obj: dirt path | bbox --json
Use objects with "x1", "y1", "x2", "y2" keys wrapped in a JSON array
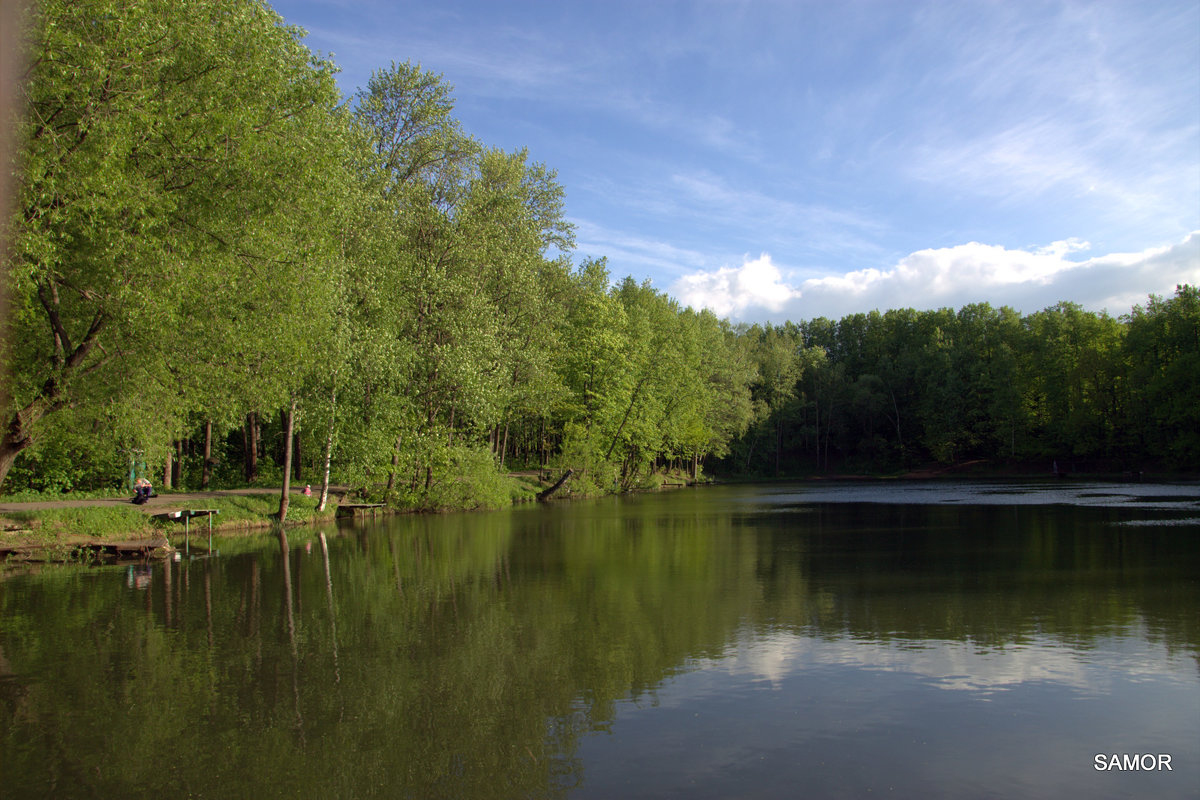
[{"x1": 0, "y1": 487, "x2": 347, "y2": 514}]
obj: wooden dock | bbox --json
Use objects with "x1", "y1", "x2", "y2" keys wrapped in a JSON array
[
  {"x1": 336, "y1": 502, "x2": 385, "y2": 519},
  {"x1": 86, "y1": 539, "x2": 174, "y2": 559},
  {"x1": 0, "y1": 538, "x2": 172, "y2": 562},
  {"x1": 153, "y1": 509, "x2": 219, "y2": 555}
]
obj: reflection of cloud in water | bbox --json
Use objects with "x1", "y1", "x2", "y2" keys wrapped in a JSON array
[{"x1": 691, "y1": 625, "x2": 1194, "y2": 696}]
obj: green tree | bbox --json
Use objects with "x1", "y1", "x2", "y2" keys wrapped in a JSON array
[
  {"x1": 1123, "y1": 285, "x2": 1200, "y2": 467},
  {"x1": 4, "y1": 0, "x2": 348, "y2": 490}
]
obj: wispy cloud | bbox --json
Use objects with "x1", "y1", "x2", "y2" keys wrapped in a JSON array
[
  {"x1": 573, "y1": 219, "x2": 715, "y2": 280},
  {"x1": 664, "y1": 171, "x2": 891, "y2": 260},
  {"x1": 894, "y1": 1, "x2": 1200, "y2": 228},
  {"x1": 277, "y1": 0, "x2": 1200, "y2": 315},
  {"x1": 302, "y1": 23, "x2": 585, "y2": 98}
]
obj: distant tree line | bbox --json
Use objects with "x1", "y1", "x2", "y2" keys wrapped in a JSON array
[
  {"x1": 720, "y1": 288, "x2": 1199, "y2": 477},
  {"x1": 4, "y1": 0, "x2": 1196, "y2": 513}
]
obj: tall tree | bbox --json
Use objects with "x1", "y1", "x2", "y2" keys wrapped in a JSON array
[{"x1": 4, "y1": 0, "x2": 347, "y2": 487}]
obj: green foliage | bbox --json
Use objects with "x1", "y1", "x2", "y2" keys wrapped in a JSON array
[
  {"x1": 718, "y1": 288, "x2": 1200, "y2": 476},
  {"x1": 397, "y1": 446, "x2": 529, "y2": 512},
  {"x1": 0, "y1": 506, "x2": 154, "y2": 540},
  {"x1": 165, "y1": 492, "x2": 335, "y2": 528},
  {"x1": 6, "y1": 0, "x2": 1194, "y2": 506},
  {"x1": 1123, "y1": 285, "x2": 1200, "y2": 467}
]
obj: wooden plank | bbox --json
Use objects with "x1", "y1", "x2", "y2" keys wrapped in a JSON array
[{"x1": 336, "y1": 503, "x2": 385, "y2": 519}]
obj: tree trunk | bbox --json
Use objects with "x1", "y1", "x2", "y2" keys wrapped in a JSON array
[
  {"x1": 244, "y1": 412, "x2": 259, "y2": 483},
  {"x1": 537, "y1": 469, "x2": 573, "y2": 501},
  {"x1": 540, "y1": 417, "x2": 547, "y2": 469},
  {"x1": 499, "y1": 420, "x2": 510, "y2": 470},
  {"x1": 0, "y1": 401, "x2": 45, "y2": 489},
  {"x1": 889, "y1": 388, "x2": 904, "y2": 451},
  {"x1": 201, "y1": 419, "x2": 213, "y2": 489},
  {"x1": 292, "y1": 429, "x2": 302, "y2": 482},
  {"x1": 172, "y1": 439, "x2": 183, "y2": 488},
  {"x1": 0, "y1": 443, "x2": 22, "y2": 491},
  {"x1": 0, "y1": 295, "x2": 108, "y2": 489},
  {"x1": 605, "y1": 377, "x2": 648, "y2": 461},
  {"x1": 813, "y1": 397, "x2": 821, "y2": 471},
  {"x1": 775, "y1": 420, "x2": 783, "y2": 477},
  {"x1": 278, "y1": 398, "x2": 296, "y2": 523},
  {"x1": 823, "y1": 395, "x2": 836, "y2": 471},
  {"x1": 385, "y1": 433, "x2": 401, "y2": 493},
  {"x1": 277, "y1": 407, "x2": 288, "y2": 465},
  {"x1": 162, "y1": 448, "x2": 173, "y2": 490},
  {"x1": 318, "y1": 388, "x2": 335, "y2": 512},
  {"x1": 242, "y1": 419, "x2": 251, "y2": 481}
]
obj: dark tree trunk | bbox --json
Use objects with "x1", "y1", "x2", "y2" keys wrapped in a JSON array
[
  {"x1": 605, "y1": 378, "x2": 647, "y2": 461},
  {"x1": 278, "y1": 398, "x2": 296, "y2": 522},
  {"x1": 0, "y1": 444, "x2": 21, "y2": 491},
  {"x1": 244, "y1": 412, "x2": 259, "y2": 483},
  {"x1": 292, "y1": 430, "x2": 302, "y2": 482},
  {"x1": 201, "y1": 419, "x2": 213, "y2": 489},
  {"x1": 499, "y1": 420, "x2": 510, "y2": 470},
  {"x1": 537, "y1": 469, "x2": 573, "y2": 502},
  {"x1": 775, "y1": 420, "x2": 783, "y2": 477},
  {"x1": 242, "y1": 421, "x2": 251, "y2": 481},
  {"x1": 0, "y1": 293, "x2": 108, "y2": 489},
  {"x1": 0, "y1": 402, "x2": 44, "y2": 490},
  {"x1": 386, "y1": 433, "x2": 401, "y2": 493}
]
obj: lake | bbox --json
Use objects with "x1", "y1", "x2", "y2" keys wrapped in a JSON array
[{"x1": 1, "y1": 481, "x2": 1197, "y2": 798}]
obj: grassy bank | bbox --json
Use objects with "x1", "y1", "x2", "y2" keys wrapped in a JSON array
[
  {"x1": 0, "y1": 492, "x2": 341, "y2": 561},
  {"x1": 1, "y1": 468, "x2": 706, "y2": 562}
]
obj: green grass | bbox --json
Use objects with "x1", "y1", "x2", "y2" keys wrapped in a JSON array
[
  {"x1": 172, "y1": 493, "x2": 338, "y2": 528},
  {"x1": 1, "y1": 493, "x2": 338, "y2": 558},
  {"x1": 0, "y1": 487, "x2": 133, "y2": 503},
  {"x1": 509, "y1": 474, "x2": 543, "y2": 503},
  {"x1": 0, "y1": 505, "x2": 156, "y2": 540}
]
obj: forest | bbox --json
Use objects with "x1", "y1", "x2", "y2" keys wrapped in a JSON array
[{"x1": 3, "y1": 0, "x2": 1198, "y2": 516}]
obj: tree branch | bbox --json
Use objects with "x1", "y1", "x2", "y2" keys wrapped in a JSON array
[{"x1": 36, "y1": 281, "x2": 70, "y2": 367}]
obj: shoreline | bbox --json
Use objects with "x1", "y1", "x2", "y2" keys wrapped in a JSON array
[
  {"x1": 5, "y1": 467, "x2": 1196, "y2": 564},
  {"x1": 0, "y1": 488, "x2": 347, "y2": 563}
]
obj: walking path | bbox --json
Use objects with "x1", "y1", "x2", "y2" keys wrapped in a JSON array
[{"x1": 0, "y1": 487, "x2": 344, "y2": 514}]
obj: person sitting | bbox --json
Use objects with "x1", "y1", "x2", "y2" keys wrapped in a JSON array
[
  {"x1": 132, "y1": 477, "x2": 153, "y2": 504},
  {"x1": 303, "y1": 484, "x2": 312, "y2": 496}
]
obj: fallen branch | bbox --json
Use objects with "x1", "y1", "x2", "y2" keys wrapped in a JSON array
[{"x1": 537, "y1": 469, "x2": 573, "y2": 502}]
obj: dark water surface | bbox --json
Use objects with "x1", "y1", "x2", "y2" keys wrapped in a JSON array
[{"x1": 2, "y1": 481, "x2": 1197, "y2": 798}]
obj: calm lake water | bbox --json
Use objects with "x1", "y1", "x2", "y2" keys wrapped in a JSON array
[{"x1": 2, "y1": 481, "x2": 1198, "y2": 798}]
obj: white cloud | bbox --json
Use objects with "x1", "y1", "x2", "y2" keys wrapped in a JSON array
[
  {"x1": 670, "y1": 233, "x2": 1200, "y2": 322},
  {"x1": 695, "y1": 627, "x2": 1195, "y2": 696},
  {"x1": 673, "y1": 254, "x2": 798, "y2": 318},
  {"x1": 1034, "y1": 238, "x2": 1090, "y2": 258}
]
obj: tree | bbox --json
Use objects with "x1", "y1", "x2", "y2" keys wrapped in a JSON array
[
  {"x1": 1123, "y1": 285, "x2": 1200, "y2": 467},
  {"x1": 4, "y1": 0, "x2": 348, "y2": 488}
]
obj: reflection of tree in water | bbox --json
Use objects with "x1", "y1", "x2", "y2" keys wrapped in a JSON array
[
  {"x1": 0, "y1": 497, "x2": 1196, "y2": 798},
  {"x1": 751, "y1": 503, "x2": 1200, "y2": 652}
]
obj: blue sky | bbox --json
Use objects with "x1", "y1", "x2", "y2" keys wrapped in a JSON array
[{"x1": 270, "y1": 0, "x2": 1200, "y2": 322}]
